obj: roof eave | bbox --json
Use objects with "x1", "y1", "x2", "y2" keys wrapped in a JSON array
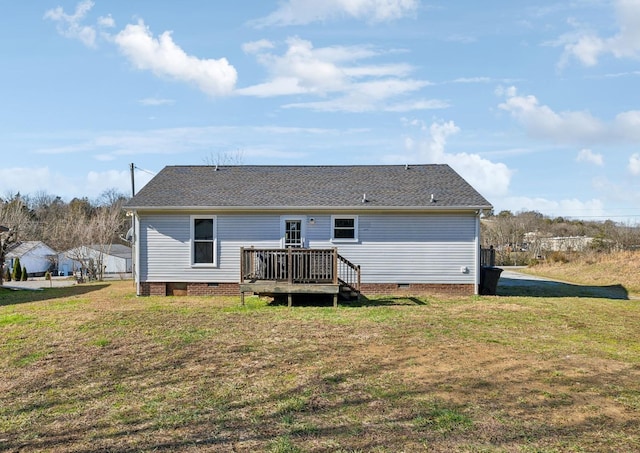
[{"x1": 125, "y1": 204, "x2": 492, "y2": 213}]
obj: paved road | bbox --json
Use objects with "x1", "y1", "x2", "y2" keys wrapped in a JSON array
[{"x1": 499, "y1": 267, "x2": 565, "y2": 285}]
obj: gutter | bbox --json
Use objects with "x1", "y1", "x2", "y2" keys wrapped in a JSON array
[{"x1": 124, "y1": 205, "x2": 493, "y2": 213}]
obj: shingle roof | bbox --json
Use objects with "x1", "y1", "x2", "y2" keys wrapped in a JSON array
[
  {"x1": 6, "y1": 241, "x2": 56, "y2": 257},
  {"x1": 125, "y1": 165, "x2": 492, "y2": 210},
  {"x1": 85, "y1": 244, "x2": 132, "y2": 259}
]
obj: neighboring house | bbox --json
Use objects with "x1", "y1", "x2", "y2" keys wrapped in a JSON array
[
  {"x1": 124, "y1": 165, "x2": 492, "y2": 299},
  {"x1": 4, "y1": 241, "x2": 56, "y2": 277},
  {"x1": 58, "y1": 244, "x2": 132, "y2": 276},
  {"x1": 523, "y1": 232, "x2": 595, "y2": 253}
]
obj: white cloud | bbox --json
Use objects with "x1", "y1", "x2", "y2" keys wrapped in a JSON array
[
  {"x1": 238, "y1": 36, "x2": 440, "y2": 112},
  {"x1": 498, "y1": 87, "x2": 605, "y2": 144},
  {"x1": 498, "y1": 86, "x2": 640, "y2": 144},
  {"x1": 44, "y1": 0, "x2": 97, "y2": 48},
  {"x1": 385, "y1": 120, "x2": 513, "y2": 198},
  {"x1": 250, "y1": 0, "x2": 419, "y2": 27},
  {"x1": 45, "y1": 3, "x2": 237, "y2": 97},
  {"x1": 97, "y1": 14, "x2": 115, "y2": 28},
  {"x1": 138, "y1": 97, "x2": 175, "y2": 106},
  {"x1": 0, "y1": 166, "x2": 154, "y2": 201},
  {"x1": 499, "y1": 196, "x2": 605, "y2": 219},
  {"x1": 558, "y1": 0, "x2": 640, "y2": 67},
  {"x1": 34, "y1": 125, "x2": 358, "y2": 162},
  {"x1": 629, "y1": 153, "x2": 640, "y2": 175},
  {"x1": 113, "y1": 20, "x2": 237, "y2": 96},
  {"x1": 576, "y1": 148, "x2": 603, "y2": 166},
  {"x1": 242, "y1": 39, "x2": 275, "y2": 54}
]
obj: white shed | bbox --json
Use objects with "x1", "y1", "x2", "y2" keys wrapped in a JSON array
[
  {"x1": 58, "y1": 244, "x2": 132, "y2": 276},
  {"x1": 4, "y1": 241, "x2": 57, "y2": 277}
]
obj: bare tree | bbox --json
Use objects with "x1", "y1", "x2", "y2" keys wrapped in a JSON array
[
  {"x1": 203, "y1": 150, "x2": 244, "y2": 167},
  {"x1": 0, "y1": 193, "x2": 33, "y2": 241},
  {"x1": 0, "y1": 227, "x2": 16, "y2": 286},
  {"x1": 89, "y1": 202, "x2": 126, "y2": 280}
]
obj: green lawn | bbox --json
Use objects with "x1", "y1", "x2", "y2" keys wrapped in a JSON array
[{"x1": 1, "y1": 281, "x2": 639, "y2": 452}]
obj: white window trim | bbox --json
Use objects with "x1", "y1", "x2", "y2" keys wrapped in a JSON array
[
  {"x1": 190, "y1": 215, "x2": 217, "y2": 267},
  {"x1": 280, "y1": 216, "x2": 306, "y2": 248},
  {"x1": 331, "y1": 215, "x2": 359, "y2": 243}
]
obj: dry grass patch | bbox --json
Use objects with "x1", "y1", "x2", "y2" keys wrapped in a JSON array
[
  {"x1": 524, "y1": 250, "x2": 640, "y2": 295},
  {"x1": 1, "y1": 281, "x2": 639, "y2": 452}
]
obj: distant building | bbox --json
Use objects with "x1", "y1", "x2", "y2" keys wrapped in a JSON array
[
  {"x1": 4, "y1": 241, "x2": 56, "y2": 277},
  {"x1": 524, "y1": 232, "x2": 594, "y2": 252},
  {"x1": 58, "y1": 244, "x2": 132, "y2": 276}
]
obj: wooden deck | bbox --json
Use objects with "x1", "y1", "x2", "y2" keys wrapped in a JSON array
[{"x1": 240, "y1": 247, "x2": 360, "y2": 307}]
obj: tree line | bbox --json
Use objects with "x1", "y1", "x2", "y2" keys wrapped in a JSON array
[
  {"x1": 0, "y1": 189, "x2": 129, "y2": 282},
  {"x1": 481, "y1": 210, "x2": 640, "y2": 265}
]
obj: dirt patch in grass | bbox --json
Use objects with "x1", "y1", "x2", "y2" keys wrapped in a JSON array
[{"x1": 1, "y1": 281, "x2": 639, "y2": 452}]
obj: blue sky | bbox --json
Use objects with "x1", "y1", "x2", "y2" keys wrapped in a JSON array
[{"x1": 2, "y1": 1, "x2": 640, "y2": 222}]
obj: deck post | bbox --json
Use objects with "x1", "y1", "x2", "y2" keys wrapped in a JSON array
[
  {"x1": 288, "y1": 293, "x2": 293, "y2": 307},
  {"x1": 332, "y1": 248, "x2": 338, "y2": 284},
  {"x1": 240, "y1": 247, "x2": 245, "y2": 305},
  {"x1": 287, "y1": 247, "x2": 293, "y2": 285}
]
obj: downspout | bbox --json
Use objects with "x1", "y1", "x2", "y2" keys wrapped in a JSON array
[
  {"x1": 135, "y1": 212, "x2": 140, "y2": 296},
  {"x1": 128, "y1": 210, "x2": 139, "y2": 296},
  {"x1": 474, "y1": 210, "x2": 481, "y2": 295}
]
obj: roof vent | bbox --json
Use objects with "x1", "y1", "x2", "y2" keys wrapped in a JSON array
[
  {"x1": 405, "y1": 164, "x2": 409, "y2": 170},
  {"x1": 362, "y1": 193, "x2": 368, "y2": 203},
  {"x1": 430, "y1": 193, "x2": 436, "y2": 203}
]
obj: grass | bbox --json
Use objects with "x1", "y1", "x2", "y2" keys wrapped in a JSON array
[{"x1": 0, "y1": 275, "x2": 639, "y2": 452}]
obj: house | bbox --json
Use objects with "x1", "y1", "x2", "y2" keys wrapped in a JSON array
[
  {"x1": 4, "y1": 241, "x2": 56, "y2": 277},
  {"x1": 124, "y1": 165, "x2": 492, "y2": 301},
  {"x1": 58, "y1": 244, "x2": 132, "y2": 276}
]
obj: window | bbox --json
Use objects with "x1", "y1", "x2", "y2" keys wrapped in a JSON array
[
  {"x1": 192, "y1": 216, "x2": 216, "y2": 266},
  {"x1": 331, "y1": 216, "x2": 358, "y2": 242}
]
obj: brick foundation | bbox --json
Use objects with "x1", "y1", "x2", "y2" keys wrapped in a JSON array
[
  {"x1": 139, "y1": 282, "x2": 240, "y2": 297},
  {"x1": 139, "y1": 282, "x2": 474, "y2": 297},
  {"x1": 359, "y1": 283, "x2": 475, "y2": 297}
]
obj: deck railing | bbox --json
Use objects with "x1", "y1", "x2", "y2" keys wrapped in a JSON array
[{"x1": 240, "y1": 247, "x2": 360, "y2": 292}]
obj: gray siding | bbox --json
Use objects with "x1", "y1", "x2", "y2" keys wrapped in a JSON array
[
  {"x1": 138, "y1": 212, "x2": 478, "y2": 284},
  {"x1": 308, "y1": 213, "x2": 477, "y2": 284}
]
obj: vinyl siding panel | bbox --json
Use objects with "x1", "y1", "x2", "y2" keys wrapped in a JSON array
[
  {"x1": 310, "y1": 213, "x2": 478, "y2": 284},
  {"x1": 138, "y1": 212, "x2": 479, "y2": 284},
  {"x1": 140, "y1": 214, "x2": 282, "y2": 283}
]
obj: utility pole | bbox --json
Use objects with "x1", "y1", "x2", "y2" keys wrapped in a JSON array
[{"x1": 130, "y1": 163, "x2": 135, "y2": 197}]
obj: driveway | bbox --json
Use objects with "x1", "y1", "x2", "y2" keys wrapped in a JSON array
[
  {"x1": 496, "y1": 267, "x2": 631, "y2": 300},
  {"x1": 1, "y1": 276, "x2": 78, "y2": 291}
]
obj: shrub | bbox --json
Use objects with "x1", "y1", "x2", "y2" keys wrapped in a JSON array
[
  {"x1": 12, "y1": 258, "x2": 22, "y2": 281},
  {"x1": 5, "y1": 266, "x2": 11, "y2": 282},
  {"x1": 548, "y1": 251, "x2": 569, "y2": 264},
  {"x1": 21, "y1": 266, "x2": 28, "y2": 281},
  {"x1": 45, "y1": 271, "x2": 51, "y2": 280}
]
